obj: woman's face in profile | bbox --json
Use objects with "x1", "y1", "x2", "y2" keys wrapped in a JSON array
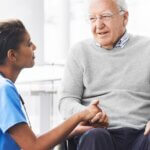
[{"x1": 13, "y1": 31, "x2": 36, "y2": 69}]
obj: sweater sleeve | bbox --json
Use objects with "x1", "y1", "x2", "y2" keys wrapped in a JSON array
[{"x1": 59, "y1": 45, "x2": 86, "y2": 119}]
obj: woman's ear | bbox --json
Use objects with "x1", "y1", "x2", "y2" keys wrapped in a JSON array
[{"x1": 7, "y1": 49, "x2": 17, "y2": 62}]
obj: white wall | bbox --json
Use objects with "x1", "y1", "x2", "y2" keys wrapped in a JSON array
[
  {"x1": 0, "y1": 0, "x2": 44, "y2": 64},
  {"x1": 127, "y1": 0, "x2": 150, "y2": 36}
]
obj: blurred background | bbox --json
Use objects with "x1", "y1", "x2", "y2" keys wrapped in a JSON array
[{"x1": 0, "y1": 0, "x2": 150, "y2": 149}]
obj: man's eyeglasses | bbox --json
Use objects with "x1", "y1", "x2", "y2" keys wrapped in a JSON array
[{"x1": 88, "y1": 10, "x2": 125, "y2": 23}]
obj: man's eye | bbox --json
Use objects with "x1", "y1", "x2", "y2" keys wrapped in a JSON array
[
  {"x1": 102, "y1": 15, "x2": 111, "y2": 18},
  {"x1": 90, "y1": 17, "x2": 96, "y2": 20},
  {"x1": 89, "y1": 17, "x2": 97, "y2": 22}
]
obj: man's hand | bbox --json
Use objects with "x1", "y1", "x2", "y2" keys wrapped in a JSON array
[
  {"x1": 83, "y1": 100, "x2": 102, "y2": 121},
  {"x1": 82, "y1": 100, "x2": 109, "y2": 128},
  {"x1": 68, "y1": 112, "x2": 108, "y2": 138},
  {"x1": 89, "y1": 109, "x2": 109, "y2": 128},
  {"x1": 144, "y1": 121, "x2": 150, "y2": 135},
  {"x1": 68, "y1": 100, "x2": 109, "y2": 138}
]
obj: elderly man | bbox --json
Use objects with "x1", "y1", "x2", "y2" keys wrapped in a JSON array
[{"x1": 59, "y1": 0, "x2": 150, "y2": 149}]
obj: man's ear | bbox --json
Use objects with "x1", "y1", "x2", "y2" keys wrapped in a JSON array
[
  {"x1": 7, "y1": 49, "x2": 17, "y2": 62},
  {"x1": 123, "y1": 11, "x2": 129, "y2": 27}
]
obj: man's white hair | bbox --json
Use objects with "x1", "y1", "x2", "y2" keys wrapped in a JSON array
[
  {"x1": 114, "y1": 0, "x2": 128, "y2": 11},
  {"x1": 86, "y1": 0, "x2": 128, "y2": 11}
]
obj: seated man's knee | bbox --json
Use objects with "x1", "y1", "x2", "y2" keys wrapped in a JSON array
[
  {"x1": 81, "y1": 128, "x2": 110, "y2": 141},
  {"x1": 77, "y1": 128, "x2": 114, "y2": 150}
]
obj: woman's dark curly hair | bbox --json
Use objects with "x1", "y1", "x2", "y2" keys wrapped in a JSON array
[{"x1": 0, "y1": 19, "x2": 26, "y2": 65}]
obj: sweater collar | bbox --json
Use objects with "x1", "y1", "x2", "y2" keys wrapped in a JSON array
[{"x1": 96, "y1": 31, "x2": 129, "y2": 49}]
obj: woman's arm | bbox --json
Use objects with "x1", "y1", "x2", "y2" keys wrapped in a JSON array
[{"x1": 9, "y1": 100, "x2": 100, "y2": 150}]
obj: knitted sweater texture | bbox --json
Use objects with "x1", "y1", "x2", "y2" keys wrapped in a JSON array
[{"x1": 59, "y1": 34, "x2": 150, "y2": 129}]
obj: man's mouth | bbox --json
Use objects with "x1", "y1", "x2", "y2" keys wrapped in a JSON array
[{"x1": 97, "y1": 31, "x2": 108, "y2": 35}]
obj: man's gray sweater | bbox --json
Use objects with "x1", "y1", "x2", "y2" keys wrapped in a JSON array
[{"x1": 59, "y1": 34, "x2": 150, "y2": 129}]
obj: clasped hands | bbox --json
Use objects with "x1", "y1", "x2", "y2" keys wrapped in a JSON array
[
  {"x1": 69, "y1": 100, "x2": 150, "y2": 138},
  {"x1": 69, "y1": 100, "x2": 109, "y2": 138},
  {"x1": 85, "y1": 100, "x2": 108, "y2": 128}
]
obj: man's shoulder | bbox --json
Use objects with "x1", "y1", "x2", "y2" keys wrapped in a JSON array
[
  {"x1": 70, "y1": 38, "x2": 94, "y2": 55},
  {"x1": 129, "y1": 34, "x2": 150, "y2": 43},
  {"x1": 71, "y1": 38, "x2": 94, "y2": 49},
  {"x1": 67, "y1": 39, "x2": 94, "y2": 61}
]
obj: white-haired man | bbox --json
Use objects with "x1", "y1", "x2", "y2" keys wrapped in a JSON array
[{"x1": 59, "y1": 0, "x2": 150, "y2": 149}]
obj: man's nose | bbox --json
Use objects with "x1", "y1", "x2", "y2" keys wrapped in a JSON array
[{"x1": 95, "y1": 18, "x2": 105, "y2": 29}]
